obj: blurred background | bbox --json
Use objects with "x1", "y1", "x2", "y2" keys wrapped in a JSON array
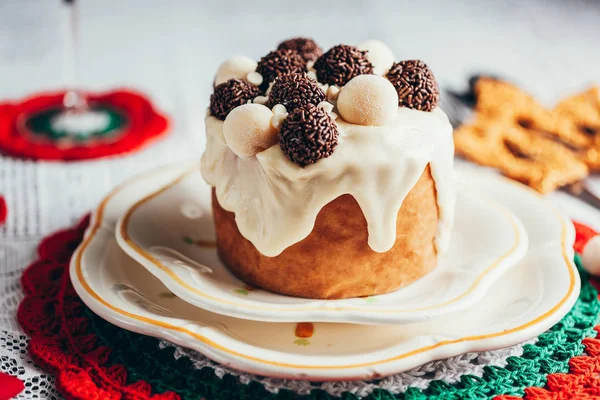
[
  {"x1": 2, "y1": 0, "x2": 600, "y2": 125},
  {"x1": 0, "y1": 0, "x2": 600, "y2": 232}
]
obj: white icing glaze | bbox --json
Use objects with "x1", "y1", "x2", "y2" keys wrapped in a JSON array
[{"x1": 201, "y1": 107, "x2": 454, "y2": 257}]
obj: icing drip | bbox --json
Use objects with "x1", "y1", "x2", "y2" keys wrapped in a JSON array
[{"x1": 201, "y1": 107, "x2": 454, "y2": 257}]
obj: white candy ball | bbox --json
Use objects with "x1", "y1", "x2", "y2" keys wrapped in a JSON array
[
  {"x1": 337, "y1": 75, "x2": 398, "y2": 126},
  {"x1": 223, "y1": 104, "x2": 278, "y2": 158},
  {"x1": 214, "y1": 56, "x2": 257, "y2": 86},
  {"x1": 582, "y1": 235, "x2": 600, "y2": 276},
  {"x1": 357, "y1": 40, "x2": 395, "y2": 75}
]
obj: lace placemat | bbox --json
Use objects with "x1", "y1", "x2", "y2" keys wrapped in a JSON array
[{"x1": 0, "y1": 120, "x2": 202, "y2": 398}]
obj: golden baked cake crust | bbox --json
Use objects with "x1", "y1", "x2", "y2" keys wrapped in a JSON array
[{"x1": 212, "y1": 165, "x2": 438, "y2": 299}]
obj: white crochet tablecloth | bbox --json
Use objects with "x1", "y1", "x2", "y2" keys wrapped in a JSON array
[{"x1": 2, "y1": 0, "x2": 600, "y2": 398}]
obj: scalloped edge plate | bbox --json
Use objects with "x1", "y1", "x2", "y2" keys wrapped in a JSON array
[
  {"x1": 114, "y1": 165, "x2": 528, "y2": 324},
  {"x1": 70, "y1": 161, "x2": 579, "y2": 381}
]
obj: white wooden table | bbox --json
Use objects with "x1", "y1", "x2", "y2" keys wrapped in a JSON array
[{"x1": 1, "y1": 1, "x2": 600, "y2": 398}]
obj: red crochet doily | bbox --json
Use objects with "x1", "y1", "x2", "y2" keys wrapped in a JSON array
[
  {"x1": 0, "y1": 195, "x2": 6, "y2": 225},
  {"x1": 17, "y1": 215, "x2": 178, "y2": 400},
  {"x1": 13, "y1": 218, "x2": 600, "y2": 400},
  {"x1": 0, "y1": 90, "x2": 169, "y2": 161},
  {"x1": 574, "y1": 220, "x2": 597, "y2": 254},
  {"x1": 0, "y1": 371, "x2": 25, "y2": 400}
]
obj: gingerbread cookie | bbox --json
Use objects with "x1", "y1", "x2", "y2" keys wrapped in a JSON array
[
  {"x1": 454, "y1": 116, "x2": 588, "y2": 193},
  {"x1": 553, "y1": 86, "x2": 600, "y2": 170},
  {"x1": 455, "y1": 78, "x2": 599, "y2": 192},
  {"x1": 474, "y1": 78, "x2": 540, "y2": 117}
]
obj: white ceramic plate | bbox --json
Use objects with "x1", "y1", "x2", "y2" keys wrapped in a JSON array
[
  {"x1": 71, "y1": 161, "x2": 579, "y2": 381},
  {"x1": 115, "y1": 165, "x2": 528, "y2": 324}
]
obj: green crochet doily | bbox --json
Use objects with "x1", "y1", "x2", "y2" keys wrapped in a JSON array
[{"x1": 83, "y1": 256, "x2": 600, "y2": 400}]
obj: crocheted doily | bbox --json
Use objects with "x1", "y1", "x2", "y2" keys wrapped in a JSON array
[
  {"x1": 0, "y1": 195, "x2": 6, "y2": 225},
  {"x1": 0, "y1": 90, "x2": 168, "y2": 161},
  {"x1": 8, "y1": 217, "x2": 600, "y2": 399}
]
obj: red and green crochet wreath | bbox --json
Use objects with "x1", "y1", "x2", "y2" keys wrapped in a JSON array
[
  {"x1": 14, "y1": 216, "x2": 600, "y2": 399},
  {"x1": 0, "y1": 90, "x2": 169, "y2": 161}
]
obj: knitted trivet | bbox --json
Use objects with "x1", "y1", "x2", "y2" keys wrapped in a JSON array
[
  {"x1": 0, "y1": 195, "x2": 6, "y2": 226},
  {"x1": 16, "y1": 216, "x2": 600, "y2": 400},
  {"x1": 0, "y1": 371, "x2": 24, "y2": 399},
  {"x1": 0, "y1": 90, "x2": 169, "y2": 161}
]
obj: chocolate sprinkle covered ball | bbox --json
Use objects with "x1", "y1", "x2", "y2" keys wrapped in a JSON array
[
  {"x1": 280, "y1": 105, "x2": 339, "y2": 167},
  {"x1": 210, "y1": 79, "x2": 261, "y2": 120},
  {"x1": 385, "y1": 60, "x2": 439, "y2": 111},
  {"x1": 277, "y1": 37, "x2": 323, "y2": 62},
  {"x1": 256, "y1": 49, "x2": 307, "y2": 90},
  {"x1": 267, "y1": 73, "x2": 326, "y2": 111},
  {"x1": 313, "y1": 45, "x2": 373, "y2": 86}
]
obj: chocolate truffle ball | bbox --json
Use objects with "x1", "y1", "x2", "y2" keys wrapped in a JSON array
[
  {"x1": 386, "y1": 60, "x2": 439, "y2": 111},
  {"x1": 313, "y1": 45, "x2": 374, "y2": 86},
  {"x1": 277, "y1": 37, "x2": 323, "y2": 62},
  {"x1": 267, "y1": 73, "x2": 326, "y2": 111},
  {"x1": 279, "y1": 105, "x2": 339, "y2": 167},
  {"x1": 256, "y1": 49, "x2": 307, "y2": 90},
  {"x1": 210, "y1": 79, "x2": 261, "y2": 120}
]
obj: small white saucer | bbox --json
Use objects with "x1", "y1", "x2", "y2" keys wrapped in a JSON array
[
  {"x1": 115, "y1": 165, "x2": 528, "y2": 324},
  {"x1": 71, "y1": 161, "x2": 579, "y2": 381}
]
